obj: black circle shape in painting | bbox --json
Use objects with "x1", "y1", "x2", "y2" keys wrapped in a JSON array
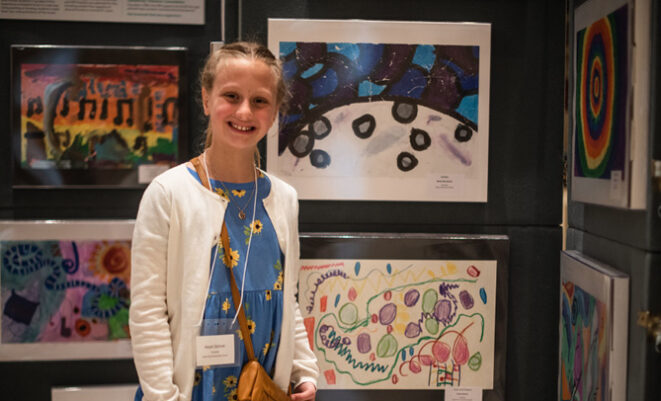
[
  {"x1": 288, "y1": 130, "x2": 315, "y2": 157},
  {"x1": 352, "y1": 114, "x2": 376, "y2": 139},
  {"x1": 311, "y1": 116, "x2": 332, "y2": 140},
  {"x1": 392, "y1": 101, "x2": 418, "y2": 124},
  {"x1": 409, "y1": 128, "x2": 431, "y2": 151},
  {"x1": 454, "y1": 124, "x2": 473, "y2": 142},
  {"x1": 397, "y1": 152, "x2": 419, "y2": 172},
  {"x1": 310, "y1": 149, "x2": 331, "y2": 169}
]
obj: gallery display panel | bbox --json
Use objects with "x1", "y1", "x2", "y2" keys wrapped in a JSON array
[{"x1": 299, "y1": 233, "x2": 508, "y2": 400}]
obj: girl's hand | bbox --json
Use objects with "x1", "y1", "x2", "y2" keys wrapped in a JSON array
[{"x1": 290, "y1": 381, "x2": 316, "y2": 401}]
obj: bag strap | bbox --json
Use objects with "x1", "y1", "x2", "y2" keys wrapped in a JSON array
[
  {"x1": 190, "y1": 155, "x2": 210, "y2": 191},
  {"x1": 192, "y1": 154, "x2": 257, "y2": 361},
  {"x1": 221, "y1": 222, "x2": 257, "y2": 361}
]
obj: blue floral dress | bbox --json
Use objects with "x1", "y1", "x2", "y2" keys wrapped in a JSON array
[{"x1": 135, "y1": 169, "x2": 284, "y2": 401}]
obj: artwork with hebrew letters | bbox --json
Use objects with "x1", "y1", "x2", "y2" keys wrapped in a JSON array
[
  {"x1": 11, "y1": 45, "x2": 187, "y2": 187},
  {"x1": 0, "y1": 220, "x2": 134, "y2": 360},
  {"x1": 299, "y1": 258, "x2": 497, "y2": 389},
  {"x1": 268, "y1": 19, "x2": 491, "y2": 201}
]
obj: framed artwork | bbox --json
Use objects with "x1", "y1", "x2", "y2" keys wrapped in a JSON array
[
  {"x1": 298, "y1": 233, "x2": 508, "y2": 400},
  {"x1": 10, "y1": 45, "x2": 188, "y2": 188},
  {"x1": 0, "y1": 220, "x2": 134, "y2": 360},
  {"x1": 267, "y1": 19, "x2": 491, "y2": 202},
  {"x1": 559, "y1": 250, "x2": 629, "y2": 401},
  {"x1": 571, "y1": 0, "x2": 651, "y2": 209}
]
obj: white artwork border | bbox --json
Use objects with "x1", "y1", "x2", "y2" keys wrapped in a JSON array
[
  {"x1": 299, "y1": 258, "x2": 497, "y2": 389},
  {"x1": 267, "y1": 19, "x2": 491, "y2": 202},
  {"x1": 0, "y1": 220, "x2": 134, "y2": 361}
]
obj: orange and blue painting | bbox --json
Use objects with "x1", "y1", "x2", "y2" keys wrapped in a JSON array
[
  {"x1": 1, "y1": 240, "x2": 131, "y2": 344},
  {"x1": 560, "y1": 281, "x2": 608, "y2": 401}
]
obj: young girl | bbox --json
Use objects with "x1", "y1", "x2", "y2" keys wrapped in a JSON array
[{"x1": 129, "y1": 42, "x2": 319, "y2": 401}]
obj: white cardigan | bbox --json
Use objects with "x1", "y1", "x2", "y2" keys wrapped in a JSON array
[{"x1": 129, "y1": 164, "x2": 318, "y2": 401}]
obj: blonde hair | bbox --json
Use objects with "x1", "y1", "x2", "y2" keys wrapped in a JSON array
[{"x1": 199, "y1": 41, "x2": 289, "y2": 158}]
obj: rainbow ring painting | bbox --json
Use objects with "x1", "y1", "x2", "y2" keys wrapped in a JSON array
[
  {"x1": 268, "y1": 20, "x2": 491, "y2": 202},
  {"x1": 0, "y1": 220, "x2": 134, "y2": 360},
  {"x1": 298, "y1": 233, "x2": 508, "y2": 395},
  {"x1": 11, "y1": 45, "x2": 188, "y2": 187},
  {"x1": 571, "y1": 2, "x2": 630, "y2": 207}
]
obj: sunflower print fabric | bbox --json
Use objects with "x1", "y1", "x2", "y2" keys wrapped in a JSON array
[
  {"x1": 194, "y1": 171, "x2": 284, "y2": 401},
  {"x1": 191, "y1": 169, "x2": 289, "y2": 401}
]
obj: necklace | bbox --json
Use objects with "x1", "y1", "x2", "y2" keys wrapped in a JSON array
[
  {"x1": 217, "y1": 179, "x2": 256, "y2": 220},
  {"x1": 202, "y1": 152, "x2": 257, "y2": 220}
]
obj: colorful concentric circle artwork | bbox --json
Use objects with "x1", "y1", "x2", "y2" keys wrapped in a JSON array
[{"x1": 574, "y1": 4, "x2": 628, "y2": 178}]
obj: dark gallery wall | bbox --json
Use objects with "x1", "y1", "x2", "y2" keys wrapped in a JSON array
[
  {"x1": 0, "y1": 1, "x2": 565, "y2": 401},
  {"x1": 567, "y1": 229, "x2": 661, "y2": 401},
  {"x1": 243, "y1": 1, "x2": 564, "y2": 401},
  {"x1": 564, "y1": 1, "x2": 661, "y2": 400},
  {"x1": 244, "y1": 0, "x2": 565, "y2": 227}
]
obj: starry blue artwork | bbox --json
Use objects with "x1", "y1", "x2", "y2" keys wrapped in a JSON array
[{"x1": 267, "y1": 19, "x2": 491, "y2": 202}]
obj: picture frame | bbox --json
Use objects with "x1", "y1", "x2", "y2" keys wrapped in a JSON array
[
  {"x1": 559, "y1": 250, "x2": 629, "y2": 401},
  {"x1": 267, "y1": 19, "x2": 491, "y2": 202},
  {"x1": 52, "y1": 384, "x2": 138, "y2": 401},
  {"x1": 571, "y1": 0, "x2": 651, "y2": 209},
  {"x1": 298, "y1": 233, "x2": 508, "y2": 400},
  {"x1": 0, "y1": 220, "x2": 134, "y2": 361},
  {"x1": 10, "y1": 45, "x2": 188, "y2": 188}
]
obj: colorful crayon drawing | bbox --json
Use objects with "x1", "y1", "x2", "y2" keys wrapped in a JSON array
[
  {"x1": 19, "y1": 63, "x2": 180, "y2": 170},
  {"x1": 559, "y1": 282, "x2": 608, "y2": 401},
  {"x1": 574, "y1": 4, "x2": 628, "y2": 180},
  {"x1": 268, "y1": 20, "x2": 490, "y2": 201},
  {"x1": 1, "y1": 240, "x2": 131, "y2": 344},
  {"x1": 298, "y1": 259, "x2": 497, "y2": 389}
]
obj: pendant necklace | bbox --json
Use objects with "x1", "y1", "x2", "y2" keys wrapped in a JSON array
[
  {"x1": 203, "y1": 152, "x2": 257, "y2": 220},
  {"x1": 217, "y1": 179, "x2": 256, "y2": 220}
]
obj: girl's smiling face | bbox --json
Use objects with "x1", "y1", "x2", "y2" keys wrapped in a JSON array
[{"x1": 203, "y1": 58, "x2": 278, "y2": 154}]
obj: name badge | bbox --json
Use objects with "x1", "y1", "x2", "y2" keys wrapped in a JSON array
[{"x1": 196, "y1": 334, "x2": 237, "y2": 367}]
